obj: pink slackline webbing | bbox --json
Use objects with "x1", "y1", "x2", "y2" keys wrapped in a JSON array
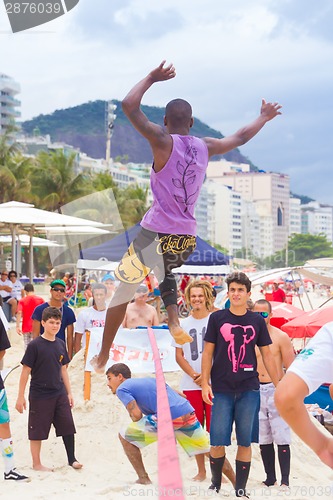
[{"x1": 147, "y1": 327, "x2": 185, "y2": 499}]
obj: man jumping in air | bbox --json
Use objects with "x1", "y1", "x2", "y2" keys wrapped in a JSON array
[{"x1": 92, "y1": 61, "x2": 282, "y2": 373}]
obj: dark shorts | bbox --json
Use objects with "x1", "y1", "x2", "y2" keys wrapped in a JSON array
[
  {"x1": 210, "y1": 390, "x2": 260, "y2": 447},
  {"x1": 115, "y1": 227, "x2": 196, "y2": 285},
  {"x1": 28, "y1": 393, "x2": 76, "y2": 441}
]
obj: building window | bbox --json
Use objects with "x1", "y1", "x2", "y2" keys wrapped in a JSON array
[{"x1": 277, "y1": 204, "x2": 284, "y2": 226}]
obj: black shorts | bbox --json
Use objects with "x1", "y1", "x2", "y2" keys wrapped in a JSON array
[
  {"x1": 28, "y1": 393, "x2": 76, "y2": 440},
  {"x1": 115, "y1": 227, "x2": 196, "y2": 284}
]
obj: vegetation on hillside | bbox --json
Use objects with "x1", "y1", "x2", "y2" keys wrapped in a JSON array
[{"x1": 21, "y1": 100, "x2": 250, "y2": 164}]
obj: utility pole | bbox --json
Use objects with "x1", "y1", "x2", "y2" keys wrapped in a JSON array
[{"x1": 105, "y1": 101, "x2": 117, "y2": 167}]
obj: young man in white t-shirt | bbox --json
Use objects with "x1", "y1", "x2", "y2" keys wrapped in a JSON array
[
  {"x1": 74, "y1": 284, "x2": 107, "y2": 354},
  {"x1": 275, "y1": 321, "x2": 333, "y2": 469},
  {"x1": 173, "y1": 280, "x2": 235, "y2": 486}
]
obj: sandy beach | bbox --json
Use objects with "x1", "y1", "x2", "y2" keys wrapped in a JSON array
[{"x1": 2, "y1": 286, "x2": 333, "y2": 499}]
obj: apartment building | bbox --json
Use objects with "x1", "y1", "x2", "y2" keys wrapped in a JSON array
[
  {"x1": 17, "y1": 134, "x2": 108, "y2": 174},
  {"x1": 301, "y1": 201, "x2": 333, "y2": 243},
  {"x1": 207, "y1": 170, "x2": 290, "y2": 257},
  {"x1": 0, "y1": 73, "x2": 21, "y2": 133},
  {"x1": 196, "y1": 181, "x2": 243, "y2": 255},
  {"x1": 289, "y1": 197, "x2": 302, "y2": 235}
]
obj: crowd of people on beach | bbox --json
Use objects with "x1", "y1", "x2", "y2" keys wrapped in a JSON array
[{"x1": 1, "y1": 61, "x2": 333, "y2": 499}]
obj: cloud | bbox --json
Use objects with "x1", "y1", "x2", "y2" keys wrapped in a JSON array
[{"x1": 1, "y1": 0, "x2": 333, "y2": 204}]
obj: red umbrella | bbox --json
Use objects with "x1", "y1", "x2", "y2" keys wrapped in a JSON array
[
  {"x1": 269, "y1": 301, "x2": 304, "y2": 329},
  {"x1": 281, "y1": 306, "x2": 333, "y2": 338}
]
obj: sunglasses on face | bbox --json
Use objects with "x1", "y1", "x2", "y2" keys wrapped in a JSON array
[
  {"x1": 1, "y1": 273, "x2": 8, "y2": 276},
  {"x1": 52, "y1": 287, "x2": 65, "y2": 293},
  {"x1": 255, "y1": 311, "x2": 269, "y2": 318}
]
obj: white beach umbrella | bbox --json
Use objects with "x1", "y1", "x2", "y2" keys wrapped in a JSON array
[{"x1": 0, "y1": 201, "x2": 107, "y2": 280}]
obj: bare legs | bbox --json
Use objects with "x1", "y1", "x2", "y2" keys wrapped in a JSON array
[
  {"x1": 92, "y1": 278, "x2": 193, "y2": 373},
  {"x1": 91, "y1": 282, "x2": 138, "y2": 373},
  {"x1": 30, "y1": 441, "x2": 53, "y2": 471},
  {"x1": 193, "y1": 453, "x2": 206, "y2": 481},
  {"x1": 91, "y1": 303, "x2": 129, "y2": 373},
  {"x1": 166, "y1": 304, "x2": 193, "y2": 344},
  {"x1": 119, "y1": 434, "x2": 152, "y2": 484}
]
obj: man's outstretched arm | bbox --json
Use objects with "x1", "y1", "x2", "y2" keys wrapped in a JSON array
[
  {"x1": 204, "y1": 98, "x2": 282, "y2": 158},
  {"x1": 275, "y1": 372, "x2": 333, "y2": 469},
  {"x1": 122, "y1": 60, "x2": 175, "y2": 145}
]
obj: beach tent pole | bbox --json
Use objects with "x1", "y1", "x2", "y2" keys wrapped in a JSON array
[{"x1": 83, "y1": 330, "x2": 92, "y2": 401}]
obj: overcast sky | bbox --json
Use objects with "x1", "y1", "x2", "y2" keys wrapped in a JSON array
[{"x1": 1, "y1": 0, "x2": 332, "y2": 204}]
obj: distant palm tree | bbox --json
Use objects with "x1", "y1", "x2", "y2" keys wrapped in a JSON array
[
  {"x1": 0, "y1": 126, "x2": 35, "y2": 203},
  {"x1": 0, "y1": 124, "x2": 21, "y2": 164},
  {"x1": 32, "y1": 150, "x2": 91, "y2": 210},
  {"x1": 0, "y1": 154, "x2": 34, "y2": 203},
  {"x1": 116, "y1": 184, "x2": 148, "y2": 228},
  {"x1": 88, "y1": 173, "x2": 148, "y2": 228}
]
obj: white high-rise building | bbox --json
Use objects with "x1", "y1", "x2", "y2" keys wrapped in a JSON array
[
  {"x1": 242, "y1": 199, "x2": 261, "y2": 258},
  {"x1": 206, "y1": 159, "x2": 250, "y2": 177},
  {"x1": 207, "y1": 170, "x2": 290, "y2": 257},
  {"x1": 289, "y1": 197, "x2": 302, "y2": 235},
  {"x1": 0, "y1": 73, "x2": 21, "y2": 133},
  {"x1": 196, "y1": 180, "x2": 242, "y2": 255},
  {"x1": 301, "y1": 202, "x2": 333, "y2": 243}
]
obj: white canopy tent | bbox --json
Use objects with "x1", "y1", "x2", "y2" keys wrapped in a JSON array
[
  {"x1": 0, "y1": 234, "x2": 63, "y2": 247},
  {"x1": 0, "y1": 201, "x2": 109, "y2": 281},
  {"x1": 42, "y1": 226, "x2": 112, "y2": 235},
  {"x1": 172, "y1": 264, "x2": 230, "y2": 275},
  {"x1": 75, "y1": 260, "x2": 230, "y2": 277}
]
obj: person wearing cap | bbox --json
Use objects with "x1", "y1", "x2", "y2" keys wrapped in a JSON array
[
  {"x1": 31, "y1": 280, "x2": 76, "y2": 359},
  {"x1": 122, "y1": 284, "x2": 159, "y2": 329},
  {"x1": 74, "y1": 284, "x2": 107, "y2": 354},
  {"x1": 88, "y1": 274, "x2": 117, "y2": 308},
  {"x1": 102, "y1": 274, "x2": 116, "y2": 308}
]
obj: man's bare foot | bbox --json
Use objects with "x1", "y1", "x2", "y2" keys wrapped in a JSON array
[
  {"x1": 33, "y1": 464, "x2": 53, "y2": 472},
  {"x1": 136, "y1": 474, "x2": 152, "y2": 485},
  {"x1": 169, "y1": 325, "x2": 193, "y2": 345},
  {"x1": 70, "y1": 461, "x2": 83, "y2": 470},
  {"x1": 192, "y1": 472, "x2": 206, "y2": 481},
  {"x1": 90, "y1": 354, "x2": 108, "y2": 374}
]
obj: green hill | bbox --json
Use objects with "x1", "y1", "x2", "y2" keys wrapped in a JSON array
[{"x1": 21, "y1": 100, "x2": 254, "y2": 165}]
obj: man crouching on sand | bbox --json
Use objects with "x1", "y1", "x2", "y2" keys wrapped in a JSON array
[{"x1": 106, "y1": 362, "x2": 210, "y2": 484}]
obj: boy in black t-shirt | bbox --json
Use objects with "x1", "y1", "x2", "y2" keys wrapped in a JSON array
[
  {"x1": 202, "y1": 272, "x2": 279, "y2": 498},
  {"x1": 0, "y1": 318, "x2": 30, "y2": 481},
  {"x1": 15, "y1": 307, "x2": 82, "y2": 471}
]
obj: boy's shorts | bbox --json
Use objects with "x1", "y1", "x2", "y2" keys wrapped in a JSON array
[
  {"x1": 210, "y1": 390, "x2": 260, "y2": 447},
  {"x1": 259, "y1": 382, "x2": 291, "y2": 445},
  {"x1": 0, "y1": 389, "x2": 10, "y2": 424},
  {"x1": 28, "y1": 393, "x2": 76, "y2": 440},
  {"x1": 120, "y1": 411, "x2": 210, "y2": 457}
]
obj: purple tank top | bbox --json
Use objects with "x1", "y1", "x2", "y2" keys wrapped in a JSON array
[{"x1": 141, "y1": 134, "x2": 209, "y2": 235}]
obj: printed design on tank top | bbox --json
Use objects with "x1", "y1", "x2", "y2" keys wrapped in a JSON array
[
  {"x1": 220, "y1": 323, "x2": 256, "y2": 373},
  {"x1": 172, "y1": 142, "x2": 199, "y2": 213}
]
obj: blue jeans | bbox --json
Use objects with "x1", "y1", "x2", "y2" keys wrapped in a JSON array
[{"x1": 210, "y1": 390, "x2": 260, "y2": 447}]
